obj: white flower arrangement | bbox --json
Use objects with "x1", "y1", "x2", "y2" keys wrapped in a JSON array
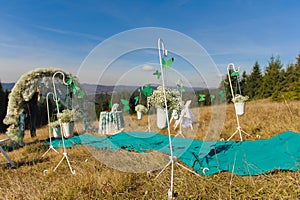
[
  {"x1": 149, "y1": 86, "x2": 182, "y2": 110},
  {"x1": 57, "y1": 109, "x2": 81, "y2": 123},
  {"x1": 49, "y1": 120, "x2": 60, "y2": 128},
  {"x1": 135, "y1": 104, "x2": 148, "y2": 114},
  {"x1": 232, "y1": 94, "x2": 249, "y2": 103}
]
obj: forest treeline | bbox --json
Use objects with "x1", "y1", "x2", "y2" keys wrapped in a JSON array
[
  {"x1": 238, "y1": 54, "x2": 300, "y2": 102},
  {"x1": 0, "y1": 54, "x2": 299, "y2": 133}
]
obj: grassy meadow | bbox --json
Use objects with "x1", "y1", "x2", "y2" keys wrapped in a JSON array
[{"x1": 1, "y1": 99, "x2": 300, "y2": 199}]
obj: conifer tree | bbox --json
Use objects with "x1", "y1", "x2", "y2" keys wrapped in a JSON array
[
  {"x1": 244, "y1": 61, "x2": 263, "y2": 99},
  {"x1": 240, "y1": 71, "x2": 247, "y2": 95},
  {"x1": 259, "y1": 55, "x2": 283, "y2": 99},
  {"x1": 0, "y1": 81, "x2": 7, "y2": 133},
  {"x1": 281, "y1": 54, "x2": 300, "y2": 100}
]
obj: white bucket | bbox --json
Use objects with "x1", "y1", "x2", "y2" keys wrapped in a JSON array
[
  {"x1": 137, "y1": 111, "x2": 142, "y2": 120},
  {"x1": 52, "y1": 127, "x2": 61, "y2": 138},
  {"x1": 62, "y1": 122, "x2": 74, "y2": 138},
  {"x1": 234, "y1": 102, "x2": 245, "y2": 115},
  {"x1": 156, "y1": 106, "x2": 167, "y2": 129}
]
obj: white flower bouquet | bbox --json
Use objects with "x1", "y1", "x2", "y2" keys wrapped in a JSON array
[
  {"x1": 149, "y1": 86, "x2": 182, "y2": 110},
  {"x1": 49, "y1": 120, "x2": 60, "y2": 128},
  {"x1": 57, "y1": 109, "x2": 81, "y2": 123},
  {"x1": 232, "y1": 94, "x2": 249, "y2": 103},
  {"x1": 135, "y1": 104, "x2": 148, "y2": 114}
]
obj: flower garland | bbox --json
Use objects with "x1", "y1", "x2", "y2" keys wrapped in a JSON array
[{"x1": 3, "y1": 68, "x2": 77, "y2": 145}]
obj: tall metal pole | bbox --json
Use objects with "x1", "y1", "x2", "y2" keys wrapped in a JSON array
[
  {"x1": 52, "y1": 71, "x2": 75, "y2": 174},
  {"x1": 157, "y1": 38, "x2": 174, "y2": 198},
  {"x1": 42, "y1": 92, "x2": 59, "y2": 157},
  {"x1": 227, "y1": 63, "x2": 250, "y2": 141}
]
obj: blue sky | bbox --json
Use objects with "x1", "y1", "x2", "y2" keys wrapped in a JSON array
[{"x1": 0, "y1": 0, "x2": 299, "y2": 86}]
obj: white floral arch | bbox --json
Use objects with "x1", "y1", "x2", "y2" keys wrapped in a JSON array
[{"x1": 3, "y1": 68, "x2": 79, "y2": 145}]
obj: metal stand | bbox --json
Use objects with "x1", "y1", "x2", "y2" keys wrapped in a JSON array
[
  {"x1": 174, "y1": 114, "x2": 185, "y2": 138},
  {"x1": 51, "y1": 71, "x2": 75, "y2": 174},
  {"x1": 42, "y1": 145, "x2": 59, "y2": 158},
  {"x1": 145, "y1": 96, "x2": 151, "y2": 132},
  {"x1": 175, "y1": 129, "x2": 185, "y2": 138},
  {"x1": 42, "y1": 92, "x2": 59, "y2": 157},
  {"x1": 227, "y1": 123, "x2": 250, "y2": 141},
  {"x1": 0, "y1": 138, "x2": 15, "y2": 167},
  {"x1": 175, "y1": 81, "x2": 185, "y2": 138},
  {"x1": 227, "y1": 63, "x2": 250, "y2": 141},
  {"x1": 53, "y1": 151, "x2": 75, "y2": 174},
  {"x1": 156, "y1": 38, "x2": 199, "y2": 199},
  {"x1": 155, "y1": 155, "x2": 200, "y2": 179}
]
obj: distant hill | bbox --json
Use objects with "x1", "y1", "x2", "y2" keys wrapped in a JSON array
[
  {"x1": 81, "y1": 83, "x2": 206, "y2": 94},
  {"x1": 1, "y1": 82, "x2": 206, "y2": 93},
  {"x1": 81, "y1": 84, "x2": 140, "y2": 94},
  {"x1": 1, "y1": 82, "x2": 141, "y2": 93}
]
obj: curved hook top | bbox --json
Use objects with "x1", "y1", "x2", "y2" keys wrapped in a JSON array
[
  {"x1": 227, "y1": 63, "x2": 239, "y2": 72},
  {"x1": 52, "y1": 71, "x2": 69, "y2": 86},
  {"x1": 46, "y1": 92, "x2": 56, "y2": 101},
  {"x1": 158, "y1": 38, "x2": 167, "y2": 58}
]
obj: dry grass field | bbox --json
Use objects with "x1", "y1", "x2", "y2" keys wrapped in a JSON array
[{"x1": 1, "y1": 99, "x2": 300, "y2": 199}]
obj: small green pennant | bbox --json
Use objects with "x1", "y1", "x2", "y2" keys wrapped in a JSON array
[
  {"x1": 66, "y1": 76, "x2": 84, "y2": 98},
  {"x1": 55, "y1": 99, "x2": 61, "y2": 108},
  {"x1": 162, "y1": 57, "x2": 174, "y2": 69},
  {"x1": 73, "y1": 85, "x2": 80, "y2": 95},
  {"x1": 109, "y1": 100, "x2": 113, "y2": 110},
  {"x1": 134, "y1": 96, "x2": 139, "y2": 105},
  {"x1": 210, "y1": 94, "x2": 215, "y2": 100},
  {"x1": 121, "y1": 99, "x2": 130, "y2": 111},
  {"x1": 225, "y1": 86, "x2": 229, "y2": 92},
  {"x1": 78, "y1": 91, "x2": 84, "y2": 98},
  {"x1": 66, "y1": 77, "x2": 75, "y2": 85},
  {"x1": 198, "y1": 94, "x2": 206, "y2": 102},
  {"x1": 153, "y1": 70, "x2": 161, "y2": 79},
  {"x1": 218, "y1": 90, "x2": 225, "y2": 98},
  {"x1": 231, "y1": 71, "x2": 240, "y2": 77},
  {"x1": 177, "y1": 84, "x2": 186, "y2": 92},
  {"x1": 141, "y1": 84, "x2": 153, "y2": 97}
]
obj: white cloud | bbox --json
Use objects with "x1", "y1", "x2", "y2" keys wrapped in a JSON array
[
  {"x1": 141, "y1": 65, "x2": 155, "y2": 71},
  {"x1": 34, "y1": 25, "x2": 104, "y2": 41}
]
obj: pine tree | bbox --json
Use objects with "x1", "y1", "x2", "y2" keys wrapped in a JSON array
[
  {"x1": 294, "y1": 55, "x2": 300, "y2": 100},
  {"x1": 0, "y1": 81, "x2": 7, "y2": 133},
  {"x1": 281, "y1": 54, "x2": 300, "y2": 100},
  {"x1": 244, "y1": 61, "x2": 263, "y2": 99},
  {"x1": 259, "y1": 56, "x2": 283, "y2": 99},
  {"x1": 240, "y1": 71, "x2": 247, "y2": 95}
]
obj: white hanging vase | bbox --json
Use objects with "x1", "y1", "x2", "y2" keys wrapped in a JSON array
[
  {"x1": 62, "y1": 122, "x2": 74, "y2": 138},
  {"x1": 234, "y1": 102, "x2": 245, "y2": 115},
  {"x1": 156, "y1": 106, "x2": 167, "y2": 129},
  {"x1": 137, "y1": 111, "x2": 142, "y2": 120},
  {"x1": 52, "y1": 127, "x2": 61, "y2": 138}
]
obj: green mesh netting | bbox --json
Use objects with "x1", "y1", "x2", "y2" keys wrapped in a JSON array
[{"x1": 49, "y1": 131, "x2": 300, "y2": 176}]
